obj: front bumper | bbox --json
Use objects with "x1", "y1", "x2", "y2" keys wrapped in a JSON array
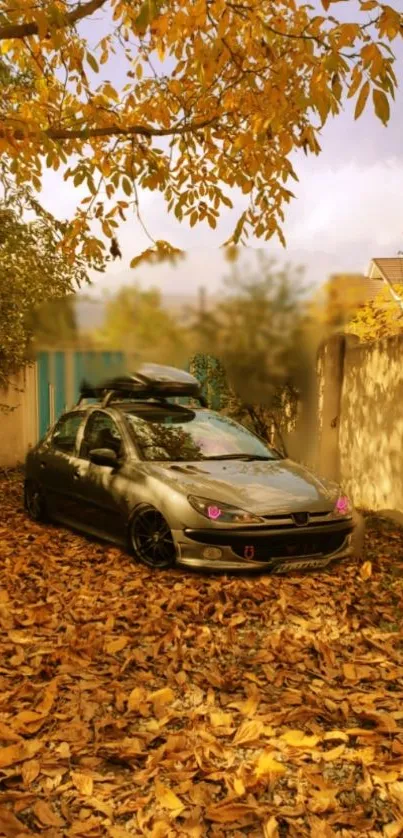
[{"x1": 172, "y1": 514, "x2": 364, "y2": 573}]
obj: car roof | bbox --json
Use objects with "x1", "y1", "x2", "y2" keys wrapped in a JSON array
[{"x1": 67, "y1": 400, "x2": 205, "y2": 418}]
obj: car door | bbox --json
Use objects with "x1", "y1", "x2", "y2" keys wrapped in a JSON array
[
  {"x1": 71, "y1": 410, "x2": 130, "y2": 540},
  {"x1": 38, "y1": 411, "x2": 86, "y2": 521}
]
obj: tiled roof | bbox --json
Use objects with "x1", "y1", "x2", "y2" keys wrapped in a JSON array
[{"x1": 369, "y1": 258, "x2": 403, "y2": 287}]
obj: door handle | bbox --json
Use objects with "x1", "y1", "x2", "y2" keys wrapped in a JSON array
[
  {"x1": 40, "y1": 461, "x2": 46, "y2": 470},
  {"x1": 73, "y1": 467, "x2": 80, "y2": 479}
]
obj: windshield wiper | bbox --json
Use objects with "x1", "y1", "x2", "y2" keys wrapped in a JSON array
[{"x1": 202, "y1": 453, "x2": 273, "y2": 461}]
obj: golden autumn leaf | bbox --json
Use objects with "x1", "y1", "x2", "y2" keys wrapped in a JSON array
[
  {"x1": 32, "y1": 800, "x2": 64, "y2": 827},
  {"x1": 127, "y1": 686, "x2": 148, "y2": 712},
  {"x1": 0, "y1": 721, "x2": 22, "y2": 742},
  {"x1": 308, "y1": 788, "x2": 338, "y2": 814},
  {"x1": 383, "y1": 820, "x2": 403, "y2": 838},
  {"x1": 206, "y1": 801, "x2": 258, "y2": 823},
  {"x1": 154, "y1": 780, "x2": 185, "y2": 813},
  {"x1": 151, "y1": 687, "x2": 175, "y2": 705},
  {"x1": 263, "y1": 816, "x2": 280, "y2": 838},
  {"x1": 71, "y1": 771, "x2": 94, "y2": 796},
  {"x1": 360, "y1": 560, "x2": 372, "y2": 580},
  {"x1": 0, "y1": 739, "x2": 42, "y2": 768},
  {"x1": 373, "y1": 89, "x2": 390, "y2": 125},
  {"x1": 254, "y1": 752, "x2": 286, "y2": 778},
  {"x1": 210, "y1": 710, "x2": 233, "y2": 728},
  {"x1": 22, "y1": 759, "x2": 41, "y2": 786},
  {"x1": 354, "y1": 80, "x2": 370, "y2": 119},
  {"x1": 323, "y1": 731, "x2": 349, "y2": 744},
  {"x1": 0, "y1": 805, "x2": 33, "y2": 836},
  {"x1": 280, "y1": 730, "x2": 320, "y2": 749},
  {"x1": 321, "y1": 744, "x2": 346, "y2": 762},
  {"x1": 105, "y1": 635, "x2": 130, "y2": 654},
  {"x1": 233, "y1": 777, "x2": 246, "y2": 796},
  {"x1": 233, "y1": 719, "x2": 265, "y2": 745}
]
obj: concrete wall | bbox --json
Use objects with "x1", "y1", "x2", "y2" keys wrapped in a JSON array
[
  {"x1": 0, "y1": 365, "x2": 38, "y2": 467},
  {"x1": 338, "y1": 335, "x2": 403, "y2": 516}
]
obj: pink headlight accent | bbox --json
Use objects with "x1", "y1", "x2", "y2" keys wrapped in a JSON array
[
  {"x1": 208, "y1": 505, "x2": 222, "y2": 520},
  {"x1": 336, "y1": 496, "x2": 349, "y2": 514}
]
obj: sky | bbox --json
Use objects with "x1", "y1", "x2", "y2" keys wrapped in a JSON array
[{"x1": 39, "y1": 3, "x2": 403, "y2": 299}]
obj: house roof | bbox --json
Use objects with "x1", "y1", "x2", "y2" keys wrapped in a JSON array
[{"x1": 368, "y1": 258, "x2": 403, "y2": 287}]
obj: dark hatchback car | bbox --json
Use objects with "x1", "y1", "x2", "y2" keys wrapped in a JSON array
[{"x1": 24, "y1": 364, "x2": 364, "y2": 573}]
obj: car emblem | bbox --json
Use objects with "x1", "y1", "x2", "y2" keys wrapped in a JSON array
[
  {"x1": 244, "y1": 545, "x2": 255, "y2": 560},
  {"x1": 292, "y1": 512, "x2": 309, "y2": 527}
]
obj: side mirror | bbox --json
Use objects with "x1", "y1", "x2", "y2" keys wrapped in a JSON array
[{"x1": 89, "y1": 447, "x2": 118, "y2": 467}]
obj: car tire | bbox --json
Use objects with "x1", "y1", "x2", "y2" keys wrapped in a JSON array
[
  {"x1": 129, "y1": 504, "x2": 176, "y2": 569},
  {"x1": 24, "y1": 480, "x2": 48, "y2": 522}
]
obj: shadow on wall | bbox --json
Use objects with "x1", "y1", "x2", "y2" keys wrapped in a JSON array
[{"x1": 339, "y1": 336, "x2": 403, "y2": 516}]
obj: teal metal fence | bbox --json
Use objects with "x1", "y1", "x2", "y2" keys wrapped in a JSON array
[
  {"x1": 36, "y1": 349, "x2": 125, "y2": 440},
  {"x1": 36, "y1": 350, "x2": 224, "y2": 442}
]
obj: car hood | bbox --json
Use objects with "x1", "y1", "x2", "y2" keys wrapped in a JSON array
[{"x1": 144, "y1": 458, "x2": 339, "y2": 515}]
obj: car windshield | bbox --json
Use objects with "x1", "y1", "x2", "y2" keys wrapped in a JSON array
[{"x1": 125, "y1": 408, "x2": 280, "y2": 462}]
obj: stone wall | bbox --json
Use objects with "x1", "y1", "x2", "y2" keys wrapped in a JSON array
[
  {"x1": 0, "y1": 365, "x2": 38, "y2": 468},
  {"x1": 338, "y1": 335, "x2": 403, "y2": 516}
]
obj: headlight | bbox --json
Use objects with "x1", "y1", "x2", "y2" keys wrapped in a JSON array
[
  {"x1": 333, "y1": 494, "x2": 353, "y2": 518},
  {"x1": 188, "y1": 495, "x2": 263, "y2": 524}
]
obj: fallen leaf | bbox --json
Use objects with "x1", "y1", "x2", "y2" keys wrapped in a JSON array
[
  {"x1": 0, "y1": 739, "x2": 42, "y2": 768},
  {"x1": 323, "y1": 730, "x2": 349, "y2": 743},
  {"x1": 321, "y1": 744, "x2": 346, "y2": 762},
  {"x1": 22, "y1": 759, "x2": 40, "y2": 785},
  {"x1": 281, "y1": 729, "x2": 320, "y2": 749},
  {"x1": 233, "y1": 719, "x2": 264, "y2": 745},
  {"x1": 360, "y1": 560, "x2": 372, "y2": 580},
  {"x1": 233, "y1": 777, "x2": 246, "y2": 796},
  {"x1": 263, "y1": 815, "x2": 279, "y2": 837},
  {"x1": 154, "y1": 780, "x2": 185, "y2": 813},
  {"x1": 0, "y1": 721, "x2": 22, "y2": 742},
  {"x1": 210, "y1": 710, "x2": 233, "y2": 727},
  {"x1": 206, "y1": 801, "x2": 258, "y2": 823},
  {"x1": 383, "y1": 820, "x2": 403, "y2": 838},
  {"x1": 127, "y1": 686, "x2": 148, "y2": 712},
  {"x1": 308, "y1": 788, "x2": 338, "y2": 814},
  {"x1": 255, "y1": 751, "x2": 286, "y2": 778},
  {"x1": 0, "y1": 805, "x2": 33, "y2": 835},
  {"x1": 105, "y1": 635, "x2": 130, "y2": 654},
  {"x1": 32, "y1": 799, "x2": 64, "y2": 827},
  {"x1": 71, "y1": 771, "x2": 94, "y2": 796}
]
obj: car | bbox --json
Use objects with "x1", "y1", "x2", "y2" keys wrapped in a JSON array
[{"x1": 24, "y1": 363, "x2": 364, "y2": 573}]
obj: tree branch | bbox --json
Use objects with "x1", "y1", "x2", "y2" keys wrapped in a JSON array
[
  {"x1": 0, "y1": 115, "x2": 221, "y2": 142},
  {"x1": 0, "y1": 0, "x2": 107, "y2": 41}
]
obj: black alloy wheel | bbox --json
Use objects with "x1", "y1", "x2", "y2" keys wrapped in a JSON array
[
  {"x1": 24, "y1": 481, "x2": 47, "y2": 522},
  {"x1": 130, "y1": 505, "x2": 176, "y2": 569}
]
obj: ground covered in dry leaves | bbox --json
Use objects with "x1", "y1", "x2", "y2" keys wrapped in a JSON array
[{"x1": 0, "y1": 471, "x2": 403, "y2": 838}]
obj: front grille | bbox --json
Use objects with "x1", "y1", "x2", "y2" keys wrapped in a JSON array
[
  {"x1": 187, "y1": 528, "x2": 350, "y2": 560},
  {"x1": 261, "y1": 511, "x2": 337, "y2": 529},
  {"x1": 231, "y1": 532, "x2": 347, "y2": 560}
]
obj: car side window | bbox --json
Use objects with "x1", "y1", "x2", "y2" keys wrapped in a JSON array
[
  {"x1": 80, "y1": 411, "x2": 124, "y2": 460},
  {"x1": 52, "y1": 413, "x2": 84, "y2": 455}
]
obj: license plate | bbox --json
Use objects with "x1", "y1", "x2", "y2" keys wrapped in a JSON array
[{"x1": 271, "y1": 557, "x2": 331, "y2": 573}]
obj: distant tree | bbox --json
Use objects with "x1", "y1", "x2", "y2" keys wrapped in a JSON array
[
  {"x1": 93, "y1": 284, "x2": 190, "y2": 367},
  {"x1": 27, "y1": 295, "x2": 78, "y2": 349},
  {"x1": 191, "y1": 256, "x2": 311, "y2": 451},
  {"x1": 346, "y1": 283, "x2": 403, "y2": 342},
  {"x1": 0, "y1": 204, "x2": 87, "y2": 388}
]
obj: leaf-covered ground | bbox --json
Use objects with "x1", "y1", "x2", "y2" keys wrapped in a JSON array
[{"x1": 1, "y1": 471, "x2": 403, "y2": 838}]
